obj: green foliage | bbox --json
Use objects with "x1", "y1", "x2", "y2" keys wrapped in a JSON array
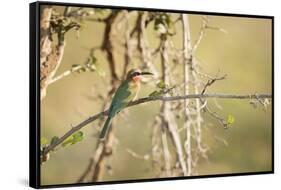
[
  {"x1": 149, "y1": 80, "x2": 174, "y2": 97},
  {"x1": 71, "y1": 64, "x2": 80, "y2": 71},
  {"x1": 50, "y1": 10, "x2": 82, "y2": 45},
  {"x1": 71, "y1": 54, "x2": 103, "y2": 74},
  {"x1": 154, "y1": 13, "x2": 175, "y2": 35},
  {"x1": 62, "y1": 131, "x2": 84, "y2": 147},
  {"x1": 227, "y1": 114, "x2": 235, "y2": 125},
  {"x1": 40, "y1": 137, "x2": 50, "y2": 164},
  {"x1": 157, "y1": 80, "x2": 167, "y2": 89},
  {"x1": 41, "y1": 137, "x2": 48, "y2": 146},
  {"x1": 91, "y1": 56, "x2": 97, "y2": 65},
  {"x1": 40, "y1": 132, "x2": 84, "y2": 164}
]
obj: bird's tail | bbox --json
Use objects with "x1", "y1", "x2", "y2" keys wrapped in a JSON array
[{"x1": 100, "y1": 116, "x2": 112, "y2": 139}]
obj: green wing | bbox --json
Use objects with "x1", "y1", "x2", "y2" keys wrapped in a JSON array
[{"x1": 108, "y1": 81, "x2": 135, "y2": 117}]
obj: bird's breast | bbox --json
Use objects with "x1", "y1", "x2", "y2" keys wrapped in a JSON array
[{"x1": 129, "y1": 81, "x2": 140, "y2": 101}]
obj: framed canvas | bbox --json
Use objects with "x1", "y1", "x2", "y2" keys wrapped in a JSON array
[{"x1": 29, "y1": 1, "x2": 274, "y2": 188}]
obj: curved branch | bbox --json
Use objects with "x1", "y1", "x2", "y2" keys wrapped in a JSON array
[{"x1": 41, "y1": 93, "x2": 272, "y2": 163}]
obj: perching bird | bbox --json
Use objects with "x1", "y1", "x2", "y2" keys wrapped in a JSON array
[{"x1": 100, "y1": 69, "x2": 153, "y2": 139}]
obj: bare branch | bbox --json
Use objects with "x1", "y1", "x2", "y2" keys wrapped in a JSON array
[
  {"x1": 199, "y1": 72, "x2": 227, "y2": 128},
  {"x1": 40, "y1": 8, "x2": 82, "y2": 100},
  {"x1": 160, "y1": 129, "x2": 172, "y2": 176},
  {"x1": 206, "y1": 26, "x2": 228, "y2": 34},
  {"x1": 182, "y1": 14, "x2": 193, "y2": 176},
  {"x1": 40, "y1": 6, "x2": 54, "y2": 100},
  {"x1": 126, "y1": 149, "x2": 150, "y2": 161},
  {"x1": 137, "y1": 12, "x2": 159, "y2": 80},
  {"x1": 192, "y1": 16, "x2": 209, "y2": 53},
  {"x1": 41, "y1": 92, "x2": 271, "y2": 163},
  {"x1": 86, "y1": 17, "x2": 107, "y2": 22},
  {"x1": 201, "y1": 74, "x2": 227, "y2": 94},
  {"x1": 122, "y1": 11, "x2": 133, "y2": 79},
  {"x1": 159, "y1": 30, "x2": 188, "y2": 176},
  {"x1": 192, "y1": 16, "x2": 227, "y2": 53},
  {"x1": 78, "y1": 11, "x2": 123, "y2": 182},
  {"x1": 63, "y1": 7, "x2": 72, "y2": 16},
  {"x1": 48, "y1": 46, "x2": 101, "y2": 85},
  {"x1": 159, "y1": 34, "x2": 173, "y2": 177},
  {"x1": 48, "y1": 65, "x2": 83, "y2": 85},
  {"x1": 93, "y1": 11, "x2": 120, "y2": 88}
]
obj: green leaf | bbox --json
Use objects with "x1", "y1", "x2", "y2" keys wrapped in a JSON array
[
  {"x1": 62, "y1": 131, "x2": 84, "y2": 147},
  {"x1": 41, "y1": 137, "x2": 48, "y2": 146},
  {"x1": 71, "y1": 64, "x2": 80, "y2": 69},
  {"x1": 50, "y1": 136, "x2": 60, "y2": 146},
  {"x1": 157, "y1": 81, "x2": 166, "y2": 89},
  {"x1": 165, "y1": 14, "x2": 172, "y2": 28},
  {"x1": 77, "y1": 67, "x2": 87, "y2": 73},
  {"x1": 71, "y1": 64, "x2": 81, "y2": 72},
  {"x1": 91, "y1": 56, "x2": 97, "y2": 64},
  {"x1": 227, "y1": 115, "x2": 235, "y2": 125},
  {"x1": 154, "y1": 18, "x2": 161, "y2": 30},
  {"x1": 73, "y1": 131, "x2": 84, "y2": 142}
]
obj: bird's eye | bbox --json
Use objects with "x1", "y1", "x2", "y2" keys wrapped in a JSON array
[{"x1": 133, "y1": 72, "x2": 140, "y2": 76}]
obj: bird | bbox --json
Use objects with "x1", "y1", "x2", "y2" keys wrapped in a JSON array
[{"x1": 99, "y1": 69, "x2": 153, "y2": 139}]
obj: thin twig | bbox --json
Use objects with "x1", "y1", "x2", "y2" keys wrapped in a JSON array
[
  {"x1": 200, "y1": 72, "x2": 227, "y2": 129},
  {"x1": 201, "y1": 74, "x2": 227, "y2": 94},
  {"x1": 48, "y1": 65, "x2": 82, "y2": 85},
  {"x1": 192, "y1": 16, "x2": 209, "y2": 53},
  {"x1": 48, "y1": 46, "x2": 102, "y2": 85},
  {"x1": 126, "y1": 149, "x2": 150, "y2": 161}
]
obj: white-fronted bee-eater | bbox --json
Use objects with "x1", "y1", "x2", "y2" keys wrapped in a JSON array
[{"x1": 100, "y1": 69, "x2": 153, "y2": 139}]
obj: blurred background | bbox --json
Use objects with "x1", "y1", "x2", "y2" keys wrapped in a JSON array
[{"x1": 40, "y1": 5, "x2": 272, "y2": 186}]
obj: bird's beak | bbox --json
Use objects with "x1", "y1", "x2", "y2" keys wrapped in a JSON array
[{"x1": 140, "y1": 71, "x2": 153, "y2": 75}]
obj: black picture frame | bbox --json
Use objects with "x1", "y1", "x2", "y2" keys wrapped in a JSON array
[{"x1": 30, "y1": 1, "x2": 274, "y2": 189}]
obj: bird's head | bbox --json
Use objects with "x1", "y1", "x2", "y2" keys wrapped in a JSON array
[{"x1": 126, "y1": 69, "x2": 153, "y2": 82}]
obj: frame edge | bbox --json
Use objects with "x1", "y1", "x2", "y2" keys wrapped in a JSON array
[{"x1": 29, "y1": 1, "x2": 40, "y2": 189}]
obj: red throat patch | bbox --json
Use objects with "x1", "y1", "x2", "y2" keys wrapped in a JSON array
[{"x1": 133, "y1": 75, "x2": 141, "y2": 82}]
